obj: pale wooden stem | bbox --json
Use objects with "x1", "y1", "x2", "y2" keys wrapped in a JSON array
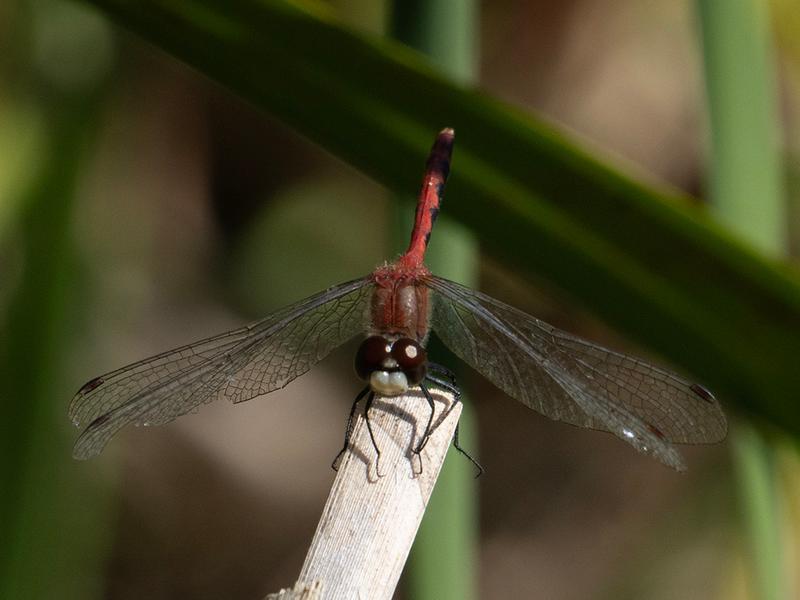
[{"x1": 266, "y1": 389, "x2": 461, "y2": 600}]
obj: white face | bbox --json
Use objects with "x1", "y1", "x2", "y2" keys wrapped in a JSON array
[
  {"x1": 355, "y1": 335, "x2": 427, "y2": 396},
  {"x1": 369, "y1": 370, "x2": 409, "y2": 396}
]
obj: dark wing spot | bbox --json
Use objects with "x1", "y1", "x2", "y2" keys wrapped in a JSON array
[
  {"x1": 88, "y1": 412, "x2": 111, "y2": 428},
  {"x1": 646, "y1": 422, "x2": 666, "y2": 440},
  {"x1": 690, "y1": 383, "x2": 715, "y2": 403},
  {"x1": 435, "y1": 182, "x2": 445, "y2": 200},
  {"x1": 78, "y1": 376, "x2": 105, "y2": 394}
]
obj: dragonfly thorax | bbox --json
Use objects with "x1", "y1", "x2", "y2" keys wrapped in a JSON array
[
  {"x1": 370, "y1": 267, "x2": 431, "y2": 344},
  {"x1": 354, "y1": 335, "x2": 427, "y2": 396}
]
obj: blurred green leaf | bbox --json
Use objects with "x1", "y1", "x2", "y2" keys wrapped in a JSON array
[
  {"x1": 0, "y1": 2, "x2": 116, "y2": 598},
  {"x1": 83, "y1": 0, "x2": 800, "y2": 436},
  {"x1": 0, "y1": 107, "x2": 113, "y2": 600},
  {"x1": 697, "y1": 0, "x2": 788, "y2": 597},
  {"x1": 0, "y1": 102, "x2": 45, "y2": 240}
]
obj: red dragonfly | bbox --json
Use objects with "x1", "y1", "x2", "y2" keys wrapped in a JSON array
[{"x1": 70, "y1": 129, "x2": 727, "y2": 472}]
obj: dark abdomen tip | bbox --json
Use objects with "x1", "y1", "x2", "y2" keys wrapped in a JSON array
[{"x1": 426, "y1": 129, "x2": 454, "y2": 181}]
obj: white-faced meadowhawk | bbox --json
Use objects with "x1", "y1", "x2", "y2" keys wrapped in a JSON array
[{"x1": 70, "y1": 128, "x2": 727, "y2": 473}]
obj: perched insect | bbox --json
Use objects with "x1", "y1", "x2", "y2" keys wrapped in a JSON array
[{"x1": 70, "y1": 129, "x2": 727, "y2": 473}]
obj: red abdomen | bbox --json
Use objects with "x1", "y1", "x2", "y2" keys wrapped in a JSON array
[{"x1": 367, "y1": 129, "x2": 452, "y2": 345}]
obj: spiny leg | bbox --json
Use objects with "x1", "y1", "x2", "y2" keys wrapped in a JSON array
[
  {"x1": 416, "y1": 382, "x2": 438, "y2": 454},
  {"x1": 425, "y1": 370, "x2": 483, "y2": 477},
  {"x1": 363, "y1": 391, "x2": 382, "y2": 473},
  {"x1": 331, "y1": 385, "x2": 370, "y2": 471},
  {"x1": 425, "y1": 373, "x2": 461, "y2": 402},
  {"x1": 427, "y1": 362, "x2": 458, "y2": 387},
  {"x1": 453, "y1": 421, "x2": 484, "y2": 478},
  {"x1": 425, "y1": 371, "x2": 463, "y2": 435}
]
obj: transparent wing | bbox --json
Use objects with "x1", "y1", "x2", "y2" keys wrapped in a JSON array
[
  {"x1": 70, "y1": 277, "x2": 373, "y2": 459},
  {"x1": 427, "y1": 276, "x2": 727, "y2": 471}
]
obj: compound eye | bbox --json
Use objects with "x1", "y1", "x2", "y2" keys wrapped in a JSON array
[
  {"x1": 391, "y1": 338, "x2": 427, "y2": 386},
  {"x1": 355, "y1": 336, "x2": 391, "y2": 380},
  {"x1": 391, "y1": 338, "x2": 426, "y2": 370}
]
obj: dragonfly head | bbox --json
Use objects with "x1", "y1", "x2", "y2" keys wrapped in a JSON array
[{"x1": 355, "y1": 335, "x2": 427, "y2": 396}]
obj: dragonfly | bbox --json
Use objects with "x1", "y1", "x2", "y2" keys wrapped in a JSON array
[{"x1": 70, "y1": 128, "x2": 727, "y2": 473}]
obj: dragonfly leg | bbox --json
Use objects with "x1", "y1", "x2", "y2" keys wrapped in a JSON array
[
  {"x1": 425, "y1": 370, "x2": 483, "y2": 477},
  {"x1": 453, "y1": 421, "x2": 484, "y2": 478},
  {"x1": 427, "y1": 362, "x2": 458, "y2": 386},
  {"x1": 424, "y1": 373, "x2": 461, "y2": 402},
  {"x1": 415, "y1": 383, "x2": 438, "y2": 455},
  {"x1": 331, "y1": 385, "x2": 370, "y2": 471},
  {"x1": 363, "y1": 391, "x2": 382, "y2": 474}
]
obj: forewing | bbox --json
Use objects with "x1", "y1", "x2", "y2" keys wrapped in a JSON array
[
  {"x1": 427, "y1": 277, "x2": 727, "y2": 470},
  {"x1": 70, "y1": 277, "x2": 373, "y2": 459}
]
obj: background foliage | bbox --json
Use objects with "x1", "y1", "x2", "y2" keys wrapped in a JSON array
[{"x1": 1, "y1": 0, "x2": 799, "y2": 598}]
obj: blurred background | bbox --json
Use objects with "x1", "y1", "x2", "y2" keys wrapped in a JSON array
[{"x1": 1, "y1": 0, "x2": 799, "y2": 598}]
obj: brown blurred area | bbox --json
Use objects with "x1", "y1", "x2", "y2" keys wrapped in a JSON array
[{"x1": 12, "y1": 0, "x2": 800, "y2": 598}]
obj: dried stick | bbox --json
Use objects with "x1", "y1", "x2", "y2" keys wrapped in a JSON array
[{"x1": 266, "y1": 389, "x2": 461, "y2": 599}]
